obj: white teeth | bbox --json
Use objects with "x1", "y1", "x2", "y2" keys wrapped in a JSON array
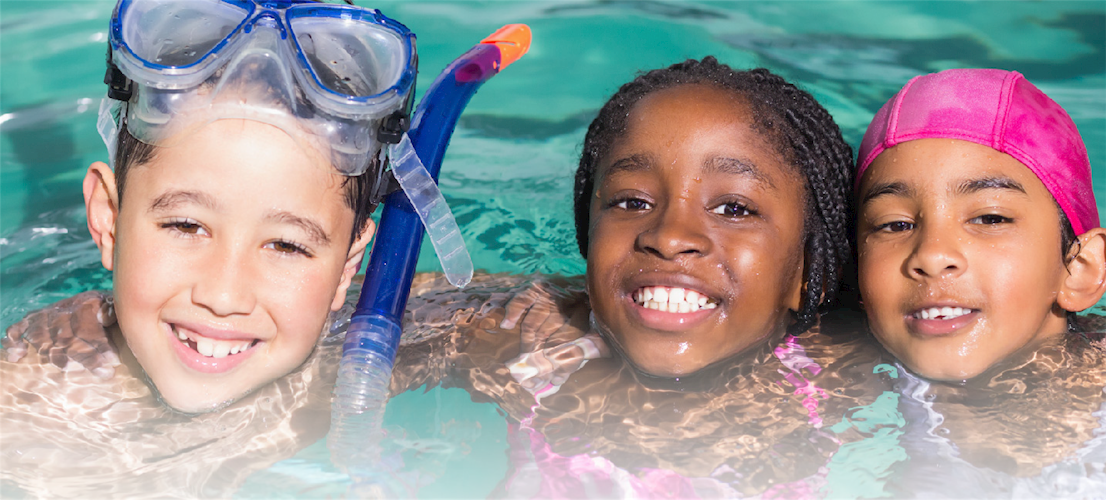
[
  {"x1": 916, "y1": 307, "x2": 972, "y2": 320},
  {"x1": 634, "y1": 286, "x2": 719, "y2": 313},
  {"x1": 196, "y1": 337, "x2": 215, "y2": 357},
  {"x1": 177, "y1": 327, "x2": 255, "y2": 359}
]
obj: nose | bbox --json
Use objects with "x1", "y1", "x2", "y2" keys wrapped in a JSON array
[
  {"x1": 192, "y1": 244, "x2": 257, "y2": 317},
  {"x1": 905, "y1": 221, "x2": 966, "y2": 280},
  {"x1": 636, "y1": 201, "x2": 712, "y2": 260}
]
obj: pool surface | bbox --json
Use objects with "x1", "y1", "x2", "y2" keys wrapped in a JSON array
[{"x1": 2, "y1": 1, "x2": 1104, "y2": 498}]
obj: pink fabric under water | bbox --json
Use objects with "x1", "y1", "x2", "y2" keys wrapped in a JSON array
[{"x1": 496, "y1": 335, "x2": 832, "y2": 499}]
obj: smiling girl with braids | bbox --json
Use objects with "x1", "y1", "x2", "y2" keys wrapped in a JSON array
[{"x1": 381, "y1": 56, "x2": 878, "y2": 495}]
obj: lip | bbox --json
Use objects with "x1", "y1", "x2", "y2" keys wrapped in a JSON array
[
  {"x1": 903, "y1": 304, "x2": 981, "y2": 337},
  {"x1": 623, "y1": 273, "x2": 723, "y2": 332},
  {"x1": 164, "y1": 321, "x2": 262, "y2": 374}
]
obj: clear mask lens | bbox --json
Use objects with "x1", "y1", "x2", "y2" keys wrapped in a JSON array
[{"x1": 110, "y1": 0, "x2": 416, "y2": 175}]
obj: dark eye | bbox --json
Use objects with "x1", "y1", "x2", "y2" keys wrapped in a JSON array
[
  {"x1": 970, "y1": 214, "x2": 1012, "y2": 225},
  {"x1": 267, "y1": 240, "x2": 312, "y2": 257},
  {"x1": 878, "y1": 220, "x2": 914, "y2": 233},
  {"x1": 613, "y1": 198, "x2": 652, "y2": 211},
  {"x1": 161, "y1": 219, "x2": 207, "y2": 237},
  {"x1": 710, "y1": 202, "x2": 753, "y2": 217}
]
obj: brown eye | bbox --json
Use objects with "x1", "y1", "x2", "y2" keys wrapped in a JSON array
[
  {"x1": 160, "y1": 219, "x2": 208, "y2": 237},
  {"x1": 175, "y1": 222, "x2": 201, "y2": 234},
  {"x1": 266, "y1": 240, "x2": 312, "y2": 257},
  {"x1": 710, "y1": 202, "x2": 753, "y2": 217},
  {"x1": 970, "y1": 214, "x2": 1012, "y2": 225},
  {"x1": 879, "y1": 221, "x2": 914, "y2": 232},
  {"x1": 614, "y1": 198, "x2": 652, "y2": 211}
]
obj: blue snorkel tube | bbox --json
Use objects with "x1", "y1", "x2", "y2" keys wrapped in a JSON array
[{"x1": 329, "y1": 24, "x2": 531, "y2": 484}]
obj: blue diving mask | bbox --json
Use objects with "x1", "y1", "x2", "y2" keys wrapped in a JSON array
[
  {"x1": 103, "y1": 0, "x2": 416, "y2": 176},
  {"x1": 98, "y1": 0, "x2": 474, "y2": 287}
]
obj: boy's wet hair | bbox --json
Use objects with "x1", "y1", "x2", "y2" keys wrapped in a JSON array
[{"x1": 574, "y1": 57, "x2": 855, "y2": 334}]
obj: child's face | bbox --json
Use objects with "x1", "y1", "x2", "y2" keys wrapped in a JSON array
[
  {"x1": 86, "y1": 119, "x2": 371, "y2": 412},
  {"x1": 586, "y1": 84, "x2": 806, "y2": 377},
  {"x1": 857, "y1": 138, "x2": 1071, "y2": 381}
]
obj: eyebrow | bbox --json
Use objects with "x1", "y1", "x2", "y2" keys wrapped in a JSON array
[
  {"x1": 861, "y1": 176, "x2": 1028, "y2": 206},
  {"x1": 148, "y1": 190, "x2": 219, "y2": 213},
  {"x1": 604, "y1": 154, "x2": 774, "y2": 189},
  {"x1": 860, "y1": 182, "x2": 912, "y2": 206},
  {"x1": 955, "y1": 176, "x2": 1026, "y2": 196},
  {"x1": 265, "y1": 210, "x2": 332, "y2": 247},
  {"x1": 604, "y1": 153, "x2": 653, "y2": 176},
  {"x1": 703, "y1": 156, "x2": 774, "y2": 188}
]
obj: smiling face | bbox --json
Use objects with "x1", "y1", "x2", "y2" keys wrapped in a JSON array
[
  {"x1": 857, "y1": 138, "x2": 1072, "y2": 381},
  {"x1": 85, "y1": 119, "x2": 371, "y2": 412},
  {"x1": 585, "y1": 84, "x2": 806, "y2": 377}
]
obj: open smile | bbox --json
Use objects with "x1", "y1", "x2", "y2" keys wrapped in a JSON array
[
  {"x1": 626, "y1": 285, "x2": 721, "y2": 332},
  {"x1": 905, "y1": 306, "x2": 981, "y2": 336},
  {"x1": 632, "y1": 285, "x2": 719, "y2": 313},
  {"x1": 166, "y1": 323, "x2": 262, "y2": 373}
]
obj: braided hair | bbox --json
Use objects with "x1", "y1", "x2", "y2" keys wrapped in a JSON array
[{"x1": 573, "y1": 57, "x2": 855, "y2": 333}]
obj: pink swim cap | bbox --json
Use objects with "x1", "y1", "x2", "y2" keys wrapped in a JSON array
[{"x1": 856, "y1": 68, "x2": 1099, "y2": 235}]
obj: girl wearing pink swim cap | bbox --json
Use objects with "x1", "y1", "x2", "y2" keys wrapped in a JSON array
[{"x1": 854, "y1": 68, "x2": 1106, "y2": 382}]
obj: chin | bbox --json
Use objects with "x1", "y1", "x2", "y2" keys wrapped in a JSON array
[
  {"x1": 903, "y1": 358, "x2": 987, "y2": 383},
  {"x1": 154, "y1": 383, "x2": 244, "y2": 414}
]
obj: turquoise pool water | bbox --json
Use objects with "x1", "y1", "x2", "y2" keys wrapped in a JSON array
[{"x1": 2, "y1": 1, "x2": 1104, "y2": 498}]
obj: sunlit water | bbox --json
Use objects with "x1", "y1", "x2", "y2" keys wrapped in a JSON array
[{"x1": 2, "y1": 1, "x2": 1105, "y2": 498}]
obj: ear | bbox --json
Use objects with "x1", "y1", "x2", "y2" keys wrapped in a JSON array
[
  {"x1": 1057, "y1": 228, "x2": 1106, "y2": 313},
  {"x1": 84, "y1": 162, "x2": 119, "y2": 271},
  {"x1": 330, "y1": 218, "x2": 376, "y2": 311}
]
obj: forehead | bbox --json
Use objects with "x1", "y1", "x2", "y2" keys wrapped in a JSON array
[
  {"x1": 133, "y1": 119, "x2": 346, "y2": 201},
  {"x1": 860, "y1": 138, "x2": 1051, "y2": 198},
  {"x1": 601, "y1": 84, "x2": 790, "y2": 181}
]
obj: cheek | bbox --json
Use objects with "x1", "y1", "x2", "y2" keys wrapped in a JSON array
[
  {"x1": 974, "y1": 239, "x2": 1064, "y2": 311},
  {"x1": 265, "y1": 259, "x2": 346, "y2": 339}
]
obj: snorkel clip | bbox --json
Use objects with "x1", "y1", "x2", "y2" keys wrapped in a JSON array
[{"x1": 103, "y1": 47, "x2": 132, "y2": 102}]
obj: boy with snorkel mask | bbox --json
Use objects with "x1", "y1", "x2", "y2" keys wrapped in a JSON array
[
  {"x1": 3, "y1": 0, "x2": 403, "y2": 458},
  {"x1": 88, "y1": 0, "x2": 418, "y2": 413}
]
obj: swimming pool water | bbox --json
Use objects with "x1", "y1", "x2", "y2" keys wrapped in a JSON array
[{"x1": 2, "y1": 1, "x2": 1104, "y2": 498}]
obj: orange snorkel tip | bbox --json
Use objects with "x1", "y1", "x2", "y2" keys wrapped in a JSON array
[{"x1": 480, "y1": 24, "x2": 532, "y2": 70}]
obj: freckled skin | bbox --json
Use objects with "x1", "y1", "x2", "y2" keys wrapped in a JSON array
[
  {"x1": 857, "y1": 138, "x2": 1071, "y2": 381},
  {"x1": 585, "y1": 85, "x2": 806, "y2": 377}
]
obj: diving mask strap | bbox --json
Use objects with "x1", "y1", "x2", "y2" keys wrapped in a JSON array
[
  {"x1": 97, "y1": 97, "x2": 124, "y2": 169},
  {"x1": 388, "y1": 133, "x2": 473, "y2": 288}
]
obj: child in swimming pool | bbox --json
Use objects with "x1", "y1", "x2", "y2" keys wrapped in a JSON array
[
  {"x1": 852, "y1": 68, "x2": 1106, "y2": 484},
  {"x1": 1, "y1": 0, "x2": 417, "y2": 495},
  {"x1": 386, "y1": 57, "x2": 880, "y2": 496},
  {"x1": 854, "y1": 68, "x2": 1106, "y2": 382}
]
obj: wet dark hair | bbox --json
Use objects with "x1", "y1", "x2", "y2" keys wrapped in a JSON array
[{"x1": 573, "y1": 57, "x2": 855, "y2": 334}]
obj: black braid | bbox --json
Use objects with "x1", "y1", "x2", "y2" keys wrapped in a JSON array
[{"x1": 574, "y1": 57, "x2": 855, "y2": 334}]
